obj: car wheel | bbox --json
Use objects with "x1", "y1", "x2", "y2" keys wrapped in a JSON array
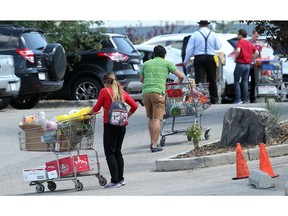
[
  {"x1": 0, "y1": 97, "x2": 12, "y2": 110},
  {"x1": 44, "y1": 43, "x2": 67, "y2": 81},
  {"x1": 71, "y1": 77, "x2": 102, "y2": 100},
  {"x1": 10, "y1": 96, "x2": 41, "y2": 109}
]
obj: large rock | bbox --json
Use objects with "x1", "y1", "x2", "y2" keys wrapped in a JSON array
[{"x1": 219, "y1": 107, "x2": 282, "y2": 147}]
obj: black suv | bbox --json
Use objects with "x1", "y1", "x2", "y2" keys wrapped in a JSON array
[
  {"x1": 0, "y1": 25, "x2": 66, "y2": 109},
  {"x1": 50, "y1": 33, "x2": 141, "y2": 102}
]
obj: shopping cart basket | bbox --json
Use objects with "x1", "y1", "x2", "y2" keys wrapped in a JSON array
[{"x1": 160, "y1": 81, "x2": 212, "y2": 146}]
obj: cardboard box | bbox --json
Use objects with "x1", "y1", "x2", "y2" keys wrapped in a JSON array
[
  {"x1": 19, "y1": 125, "x2": 54, "y2": 151},
  {"x1": 45, "y1": 154, "x2": 90, "y2": 179},
  {"x1": 23, "y1": 166, "x2": 48, "y2": 182}
]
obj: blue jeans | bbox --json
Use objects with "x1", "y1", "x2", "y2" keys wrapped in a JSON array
[{"x1": 233, "y1": 62, "x2": 250, "y2": 103}]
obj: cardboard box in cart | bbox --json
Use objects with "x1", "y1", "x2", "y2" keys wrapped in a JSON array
[
  {"x1": 19, "y1": 124, "x2": 54, "y2": 151},
  {"x1": 23, "y1": 166, "x2": 48, "y2": 182},
  {"x1": 45, "y1": 154, "x2": 90, "y2": 179}
]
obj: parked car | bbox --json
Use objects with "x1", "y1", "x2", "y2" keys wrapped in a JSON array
[
  {"x1": 134, "y1": 44, "x2": 188, "y2": 80},
  {"x1": 126, "y1": 44, "x2": 189, "y2": 104},
  {"x1": 141, "y1": 33, "x2": 237, "y2": 103},
  {"x1": 0, "y1": 24, "x2": 67, "y2": 109},
  {"x1": 49, "y1": 33, "x2": 142, "y2": 104},
  {"x1": 0, "y1": 55, "x2": 20, "y2": 110}
]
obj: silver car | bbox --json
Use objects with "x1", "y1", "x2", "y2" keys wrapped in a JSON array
[{"x1": 0, "y1": 55, "x2": 20, "y2": 110}]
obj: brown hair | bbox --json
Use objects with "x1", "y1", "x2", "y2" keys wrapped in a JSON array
[{"x1": 103, "y1": 73, "x2": 124, "y2": 101}]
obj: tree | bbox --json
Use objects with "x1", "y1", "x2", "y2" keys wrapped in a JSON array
[
  {"x1": 0, "y1": 21, "x2": 106, "y2": 63},
  {"x1": 245, "y1": 20, "x2": 288, "y2": 56}
]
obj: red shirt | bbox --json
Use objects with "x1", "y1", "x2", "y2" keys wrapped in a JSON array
[
  {"x1": 236, "y1": 39, "x2": 257, "y2": 64},
  {"x1": 92, "y1": 87, "x2": 138, "y2": 124}
]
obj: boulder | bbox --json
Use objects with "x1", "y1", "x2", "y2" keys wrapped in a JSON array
[{"x1": 219, "y1": 107, "x2": 282, "y2": 148}]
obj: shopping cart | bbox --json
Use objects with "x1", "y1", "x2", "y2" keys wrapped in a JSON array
[
  {"x1": 254, "y1": 58, "x2": 283, "y2": 102},
  {"x1": 160, "y1": 81, "x2": 212, "y2": 146},
  {"x1": 19, "y1": 114, "x2": 107, "y2": 193}
]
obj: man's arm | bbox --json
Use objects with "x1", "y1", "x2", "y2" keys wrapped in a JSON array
[
  {"x1": 174, "y1": 69, "x2": 184, "y2": 84},
  {"x1": 184, "y1": 35, "x2": 195, "y2": 65},
  {"x1": 139, "y1": 74, "x2": 144, "y2": 83}
]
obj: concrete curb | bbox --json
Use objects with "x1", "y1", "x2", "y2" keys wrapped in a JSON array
[{"x1": 156, "y1": 143, "x2": 288, "y2": 172}]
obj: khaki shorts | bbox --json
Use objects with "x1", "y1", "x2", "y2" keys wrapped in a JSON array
[{"x1": 142, "y1": 92, "x2": 165, "y2": 120}]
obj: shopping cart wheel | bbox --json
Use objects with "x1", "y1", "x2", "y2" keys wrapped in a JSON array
[
  {"x1": 35, "y1": 183, "x2": 45, "y2": 193},
  {"x1": 98, "y1": 175, "x2": 107, "y2": 186},
  {"x1": 160, "y1": 136, "x2": 166, "y2": 147},
  {"x1": 204, "y1": 130, "x2": 210, "y2": 140},
  {"x1": 187, "y1": 135, "x2": 192, "y2": 141},
  {"x1": 47, "y1": 181, "x2": 57, "y2": 191},
  {"x1": 75, "y1": 181, "x2": 83, "y2": 191}
]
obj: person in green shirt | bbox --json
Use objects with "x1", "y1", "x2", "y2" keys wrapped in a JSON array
[{"x1": 140, "y1": 45, "x2": 184, "y2": 153}]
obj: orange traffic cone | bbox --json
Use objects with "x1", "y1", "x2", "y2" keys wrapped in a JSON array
[
  {"x1": 232, "y1": 143, "x2": 250, "y2": 180},
  {"x1": 259, "y1": 143, "x2": 279, "y2": 178}
]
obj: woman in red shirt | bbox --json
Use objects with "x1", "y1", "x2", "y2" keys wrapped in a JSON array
[{"x1": 89, "y1": 73, "x2": 138, "y2": 189}]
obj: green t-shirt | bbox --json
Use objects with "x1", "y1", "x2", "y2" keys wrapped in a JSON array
[{"x1": 141, "y1": 57, "x2": 178, "y2": 95}]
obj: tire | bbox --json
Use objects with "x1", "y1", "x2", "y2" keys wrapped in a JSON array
[
  {"x1": 98, "y1": 175, "x2": 107, "y2": 186},
  {"x1": 47, "y1": 181, "x2": 57, "y2": 191},
  {"x1": 160, "y1": 136, "x2": 166, "y2": 147},
  {"x1": 35, "y1": 183, "x2": 45, "y2": 193},
  {"x1": 75, "y1": 181, "x2": 83, "y2": 191},
  {"x1": 10, "y1": 96, "x2": 40, "y2": 109},
  {"x1": 204, "y1": 130, "x2": 210, "y2": 140},
  {"x1": 0, "y1": 97, "x2": 12, "y2": 110},
  {"x1": 44, "y1": 43, "x2": 67, "y2": 81},
  {"x1": 71, "y1": 77, "x2": 102, "y2": 100}
]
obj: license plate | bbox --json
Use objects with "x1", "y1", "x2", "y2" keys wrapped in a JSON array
[
  {"x1": 10, "y1": 83, "x2": 17, "y2": 91},
  {"x1": 38, "y1": 72, "x2": 46, "y2": 80},
  {"x1": 133, "y1": 64, "x2": 139, "y2": 70}
]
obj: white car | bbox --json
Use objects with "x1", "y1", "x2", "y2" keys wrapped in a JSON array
[
  {"x1": 142, "y1": 33, "x2": 237, "y2": 102},
  {"x1": 134, "y1": 44, "x2": 189, "y2": 81},
  {"x1": 0, "y1": 55, "x2": 20, "y2": 110}
]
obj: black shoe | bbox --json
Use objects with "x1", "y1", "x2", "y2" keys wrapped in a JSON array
[{"x1": 151, "y1": 146, "x2": 163, "y2": 153}]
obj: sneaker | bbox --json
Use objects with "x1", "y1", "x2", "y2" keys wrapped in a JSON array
[
  {"x1": 151, "y1": 146, "x2": 163, "y2": 153},
  {"x1": 233, "y1": 100, "x2": 243, "y2": 104},
  {"x1": 119, "y1": 180, "x2": 125, "y2": 186},
  {"x1": 104, "y1": 182, "x2": 121, "y2": 189}
]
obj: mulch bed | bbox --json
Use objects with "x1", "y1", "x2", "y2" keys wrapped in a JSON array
[{"x1": 175, "y1": 121, "x2": 288, "y2": 159}]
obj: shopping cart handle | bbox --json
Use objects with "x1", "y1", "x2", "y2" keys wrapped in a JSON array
[
  {"x1": 166, "y1": 82, "x2": 179, "y2": 86},
  {"x1": 166, "y1": 81, "x2": 188, "y2": 86},
  {"x1": 84, "y1": 111, "x2": 101, "y2": 116}
]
